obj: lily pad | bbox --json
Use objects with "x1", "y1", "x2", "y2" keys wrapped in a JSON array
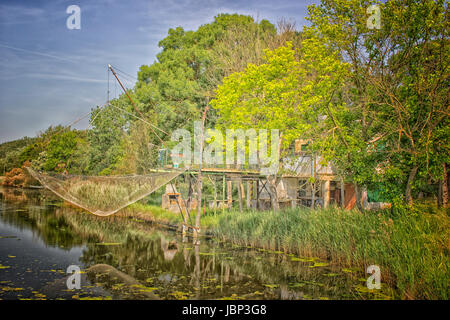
[
  {"x1": 95, "y1": 242, "x2": 122, "y2": 246},
  {"x1": 324, "y1": 273, "x2": 339, "y2": 277},
  {"x1": 289, "y1": 282, "x2": 306, "y2": 288},
  {"x1": 309, "y1": 262, "x2": 329, "y2": 268}
]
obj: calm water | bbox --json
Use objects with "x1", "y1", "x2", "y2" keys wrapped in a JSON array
[{"x1": 0, "y1": 186, "x2": 394, "y2": 300}]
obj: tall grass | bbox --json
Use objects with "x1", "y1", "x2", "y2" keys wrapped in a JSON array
[
  {"x1": 212, "y1": 207, "x2": 449, "y2": 300},
  {"x1": 126, "y1": 201, "x2": 448, "y2": 299}
]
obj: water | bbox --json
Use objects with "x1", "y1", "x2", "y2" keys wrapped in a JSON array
[{"x1": 0, "y1": 186, "x2": 394, "y2": 300}]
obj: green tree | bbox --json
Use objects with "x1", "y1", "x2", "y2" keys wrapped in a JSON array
[
  {"x1": 135, "y1": 14, "x2": 278, "y2": 136},
  {"x1": 43, "y1": 129, "x2": 88, "y2": 173},
  {"x1": 87, "y1": 102, "x2": 129, "y2": 175},
  {"x1": 211, "y1": 39, "x2": 348, "y2": 209}
]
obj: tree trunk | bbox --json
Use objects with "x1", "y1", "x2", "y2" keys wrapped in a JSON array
[
  {"x1": 437, "y1": 179, "x2": 442, "y2": 208},
  {"x1": 443, "y1": 163, "x2": 448, "y2": 208},
  {"x1": 340, "y1": 178, "x2": 345, "y2": 209},
  {"x1": 405, "y1": 165, "x2": 418, "y2": 206},
  {"x1": 310, "y1": 181, "x2": 316, "y2": 209},
  {"x1": 354, "y1": 183, "x2": 363, "y2": 212}
]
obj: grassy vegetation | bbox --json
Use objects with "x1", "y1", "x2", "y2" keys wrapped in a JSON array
[
  {"x1": 33, "y1": 174, "x2": 174, "y2": 215},
  {"x1": 127, "y1": 202, "x2": 449, "y2": 300},
  {"x1": 212, "y1": 207, "x2": 449, "y2": 300},
  {"x1": 125, "y1": 202, "x2": 183, "y2": 226}
]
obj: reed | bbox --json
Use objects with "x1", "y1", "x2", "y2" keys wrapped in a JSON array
[
  {"x1": 128, "y1": 202, "x2": 448, "y2": 299},
  {"x1": 212, "y1": 207, "x2": 449, "y2": 300}
]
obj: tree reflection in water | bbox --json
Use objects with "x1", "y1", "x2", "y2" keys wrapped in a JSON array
[{"x1": 0, "y1": 187, "x2": 396, "y2": 300}]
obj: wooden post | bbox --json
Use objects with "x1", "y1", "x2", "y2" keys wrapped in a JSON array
[
  {"x1": 324, "y1": 180, "x2": 330, "y2": 208},
  {"x1": 238, "y1": 179, "x2": 243, "y2": 212},
  {"x1": 443, "y1": 163, "x2": 448, "y2": 208},
  {"x1": 222, "y1": 174, "x2": 226, "y2": 213},
  {"x1": 227, "y1": 180, "x2": 232, "y2": 208},
  {"x1": 246, "y1": 181, "x2": 251, "y2": 209},
  {"x1": 182, "y1": 174, "x2": 191, "y2": 236},
  {"x1": 310, "y1": 154, "x2": 316, "y2": 209},
  {"x1": 213, "y1": 177, "x2": 217, "y2": 215},
  {"x1": 256, "y1": 179, "x2": 260, "y2": 210},
  {"x1": 194, "y1": 106, "x2": 209, "y2": 238}
]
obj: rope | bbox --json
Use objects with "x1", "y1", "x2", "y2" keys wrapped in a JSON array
[
  {"x1": 108, "y1": 103, "x2": 168, "y2": 136},
  {"x1": 27, "y1": 167, "x2": 185, "y2": 216},
  {"x1": 110, "y1": 65, "x2": 139, "y2": 81}
]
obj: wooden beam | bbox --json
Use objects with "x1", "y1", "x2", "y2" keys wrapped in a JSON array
[{"x1": 324, "y1": 180, "x2": 330, "y2": 208}]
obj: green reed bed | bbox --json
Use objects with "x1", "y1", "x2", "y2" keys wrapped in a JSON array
[
  {"x1": 127, "y1": 201, "x2": 448, "y2": 299},
  {"x1": 212, "y1": 207, "x2": 449, "y2": 300}
]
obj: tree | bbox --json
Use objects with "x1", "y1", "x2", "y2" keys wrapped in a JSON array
[
  {"x1": 135, "y1": 14, "x2": 278, "y2": 136},
  {"x1": 344, "y1": 0, "x2": 449, "y2": 206},
  {"x1": 87, "y1": 102, "x2": 129, "y2": 175},
  {"x1": 211, "y1": 39, "x2": 348, "y2": 209},
  {"x1": 43, "y1": 129, "x2": 87, "y2": 173},
  {"x1": 306, "y1": 0, "x2": 449, "y2": 207}
]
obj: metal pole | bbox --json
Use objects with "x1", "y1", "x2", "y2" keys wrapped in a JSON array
[{"x1": 108, "y1": 64, "x2": 166, "y2": 146}]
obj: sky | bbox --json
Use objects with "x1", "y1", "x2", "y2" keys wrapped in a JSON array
[{"x1": 0, "y1": 0, "x2": 318, "y2": 143}]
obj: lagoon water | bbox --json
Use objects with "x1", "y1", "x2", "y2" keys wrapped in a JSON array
[{"x1": 0, "y1": 186, "x2": 394, "y2": 300}]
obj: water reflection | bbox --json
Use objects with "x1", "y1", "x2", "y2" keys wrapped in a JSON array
[{"x1": 0, "y1": 187, "x2": 395, "y2": 300}]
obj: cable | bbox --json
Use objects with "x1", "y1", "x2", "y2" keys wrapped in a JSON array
[
  {"x1": 110, "y1": 65, "x2": 139, "y2": 81},
  {"x1": 108, "y1": 103, "x2": 168, "y2": 136},
  {"x1": 107, "y1": 65, "x2": 110, "y2": 104}
]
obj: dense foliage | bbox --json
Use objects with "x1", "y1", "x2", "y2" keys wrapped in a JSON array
[{"x1": 0, "y1": 4, "x2": 448, "y2": 207}]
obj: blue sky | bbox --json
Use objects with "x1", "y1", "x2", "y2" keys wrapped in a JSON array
[{"x1": 0, "y1": 0, "x2": 318, "y2": 143}]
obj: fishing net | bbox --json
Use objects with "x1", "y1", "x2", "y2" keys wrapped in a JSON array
[{"x1": 27, "y1": 167, "x2": 184, "y2": 216}]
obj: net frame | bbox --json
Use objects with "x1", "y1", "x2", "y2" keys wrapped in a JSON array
[{"x1": 27, "y1": 167, "x2": 185, "y2": 216}]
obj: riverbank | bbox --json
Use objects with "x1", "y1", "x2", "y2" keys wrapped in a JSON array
[
  {"x1": 2, "y1": 185, "x2": 447, "y2": 299},
  {"x1": 2, "y1": 189, "x2": 390, "y2": 300},
  {"x1": 123, "y1": 202, "x2": 449, "y2": 300}
]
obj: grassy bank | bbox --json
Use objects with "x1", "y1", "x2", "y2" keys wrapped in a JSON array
[
  {"x1": 126, "y1": 202, "x2": 449, "y2": 299},
  {"x1": 124, "y1": 202, "x2": 221, "y2": 231},
  {"x1": 213, "y1": 207, "x2": 449, "y2": 300}
]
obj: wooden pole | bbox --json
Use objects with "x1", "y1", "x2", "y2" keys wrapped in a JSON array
[
  {"x1": 238, "y1": 179, "x2": 243, "y2": 212},
  {"x1": 443, "y1": 163, "x2": 448, "y2": 208},
  {"x1": 324, "y1": 180, "x2": 330, "y2": 208},
  {"x1": 256, "y1": 179, "x2": 260, "y2": 210},
  {"x1": 194, "y1": 105, "x2": 209, "y2": 238},
  {"x1": 227, "y1": 180, "x2": 233, "y2": 208},
  {"x1": 213, "y1": 177, "x2": 217, "y2": 216},
  {"x1": 108, "y1": 64, "x2": 166, "y2": 145},
  {"x1": 246, "y1": 181, "x2": 251, "y2": 209},
  {"x1": 222, "y1": 175, "x2": 226, "y2": 213},
  {"x1": 310, "y1": 154, "x2": 316, "y2": 209}
]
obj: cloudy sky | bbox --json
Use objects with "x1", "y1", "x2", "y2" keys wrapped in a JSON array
[{"x1": 0, "y1": 0, "x2": 318, "y2": 143}]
